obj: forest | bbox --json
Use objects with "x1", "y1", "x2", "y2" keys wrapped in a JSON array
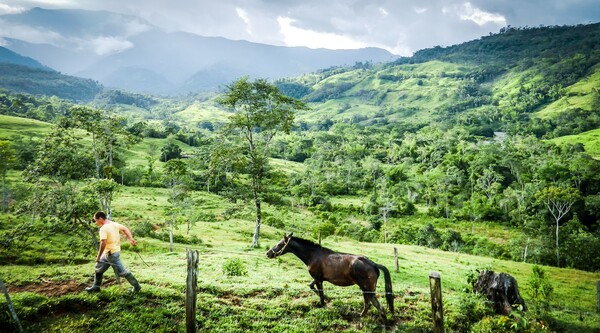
[{"x1": 1, "y1": 23, "x2": 600, "y2": 332}]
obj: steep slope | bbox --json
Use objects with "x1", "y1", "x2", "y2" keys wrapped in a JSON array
[
  {"x1": 281, "y1": 23, "x2": 600, "y2": 140},
  {"x1": 0, "y1": 46, "x2": 50, "y2": 70},
  {"x1": 0, "y1": 63, "x2": 102, "y2": 102}
]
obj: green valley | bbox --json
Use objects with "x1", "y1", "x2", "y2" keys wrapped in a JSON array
[{"x1": 1, "y1": 23, "x2": 600, "y2": 332}]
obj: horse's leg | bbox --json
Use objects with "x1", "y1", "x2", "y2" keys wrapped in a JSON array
[
  {"x1": 361, "y1": 291, "x2": 370, "y2": 316},
  {"x1": 309, "y1": 280, "x2": 318, "y2": 296},
  {"x1": 361, "y1": 290, "x2": 383, "y2": 316},
  {"x1": 309, "y1": 280, "x2": 326, "y2": 306},
  {"x1": 370, "y1": 293, "x2": 384, "y2": 317}
]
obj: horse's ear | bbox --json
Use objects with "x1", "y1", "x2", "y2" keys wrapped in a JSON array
[{"x1": 288, "y1": 232, "x2": 293, "y2": 238}]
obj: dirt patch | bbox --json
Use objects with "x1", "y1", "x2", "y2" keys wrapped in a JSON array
[{"x1": 8, "y1": 278, "x2": 119, "y2": 297}]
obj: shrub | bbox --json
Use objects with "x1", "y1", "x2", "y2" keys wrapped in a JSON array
[
  {"x1": 222, "y1": 258, "x2": 248, "y2": 277},
  {"x1": 469, "y1": 312, "x2": 550, "y2": 333},
  {"x1": 446, "y1": 292, "x2": 493, "y2": 332},
  {"x1": 264, "y1": 216, "x2": 285, "y2": 229},
  {"x1": 528, "y1": 265, "x2": 554, "y2": 310},
  {"x1": 441, "y1": 229, "x2": 463, "y2": 252},
  {"x1": 416, "y1": 223, "x2": 442, "y2": 248}
]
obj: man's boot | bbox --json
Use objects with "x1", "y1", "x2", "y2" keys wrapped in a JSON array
[
  {"x1": 85, "y1": 272, "x2": 103, "y2": 292},
  {"x1": 124, "y1": 272, "x2": 141, "y2": 293}
]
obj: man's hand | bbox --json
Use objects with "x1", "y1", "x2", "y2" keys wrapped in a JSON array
[{"x1": 129, "y1": 239, "x2": 137, "y2": 246}]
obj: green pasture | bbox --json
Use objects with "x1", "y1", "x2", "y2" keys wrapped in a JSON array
[
  {"x1": 1, "y1": 184, "x2": 600, "y2": 332},
  {"x1": 0, "y1": 115, "x2": 52, "y2": 140},
  {"x1": 536, "y1": 65, "x2": 600, "y2": 119},
  {"x1": 175, "y1": 101, "x2": 231, "y2": 124},
  {"x1": 551, "y1": 128, "x2": 600, "y2": 159}
]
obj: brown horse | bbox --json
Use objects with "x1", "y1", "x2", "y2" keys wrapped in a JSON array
[{"x1": 266, "y1": 233, "x2": 394, "y2": 316}]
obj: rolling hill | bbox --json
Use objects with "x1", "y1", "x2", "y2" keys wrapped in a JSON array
[{"x1": 270, "y1": 23, "x2": 600, "y2": 152}]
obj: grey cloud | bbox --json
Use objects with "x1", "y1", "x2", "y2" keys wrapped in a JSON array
[{"x1": 1, "y1": 0, "x2": 598, "y2": 56}]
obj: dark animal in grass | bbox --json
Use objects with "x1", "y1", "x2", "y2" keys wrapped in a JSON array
[
  {"x1": 266, "y1": 233, "x2": 394, "y2": 317},
  {"x1": 473, "y1": 270, "x2": 527, "y2": 315}
]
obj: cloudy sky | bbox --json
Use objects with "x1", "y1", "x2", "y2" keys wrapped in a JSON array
[{"x1": 0, "y1": 0, "x2": 599, "y2": 56}]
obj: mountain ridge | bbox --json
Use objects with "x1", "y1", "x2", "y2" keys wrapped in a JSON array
[{"x1": 0, "y1": 7, "x2": 396, "y2": 95}]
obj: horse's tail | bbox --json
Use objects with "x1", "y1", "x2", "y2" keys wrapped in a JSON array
[{"x1": 375, "y1": 263, "x2": 394, "y2": 314}]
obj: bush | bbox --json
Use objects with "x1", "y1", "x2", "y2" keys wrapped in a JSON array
[
  {"x1": 416, "y1": 223, "x2": 442, "y2": 248},
  {"x1": 222, "y1": 258, "x2": 248, "y2": 277},
  {"x1": 133, "y1": 221, "x2": 156, "y2": 237},
  {"x1": 528, "y1": 265, "x2": 554, "y2": 310},
  {"x1": 264, "y1": 216, "x2": 285, "y2": 229},
  {"x1": 469, "y1": 312, "x2": 550, "y2": 333},
  {"x1": 446, "y1": 292, "x2": 493, "y2": 332},
  {"x1": 441, "y1": 229, "x2": 463, "y2": 252}
]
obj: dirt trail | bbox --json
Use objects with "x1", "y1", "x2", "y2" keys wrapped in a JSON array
[{"x1": 8, "y1": 278, "x2": 118, "y2": 297}]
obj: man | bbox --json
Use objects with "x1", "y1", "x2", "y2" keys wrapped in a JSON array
[{"x1": 85, "y1": 211, "x2": 141, "y2": 293}]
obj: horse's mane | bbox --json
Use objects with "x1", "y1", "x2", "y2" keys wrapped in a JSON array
[{"x1": 292, "y1": 236, "x2": 334, "y2": 252}]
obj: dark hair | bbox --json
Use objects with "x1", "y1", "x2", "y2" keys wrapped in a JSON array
[{"x1": 94, "y1": 211, "x2": 107, "y2": 220}]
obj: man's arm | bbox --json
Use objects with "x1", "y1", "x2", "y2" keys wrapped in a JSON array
[
  {"x1": 119, "y1": 225, "x2": 137, "y2": 246},
  {"x1": 96, "y1": 239, "x2": 107, "y2": 262}
]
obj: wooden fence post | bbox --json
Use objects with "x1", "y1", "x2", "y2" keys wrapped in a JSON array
[
  {"x1": 0, "y1": 274, "x2": 23, "y2": 332},
  {"x1": 394, "y1": 247, "x2": 399, "y2": 273},
  {"x1": 186, "y1": 248, "x2": 199, "y2": 333},
  {"x1": 596, "y1": 280, "x2": 600, "y2": 313},
  {"x1": 429, "y1": 271, "x2": 444, "y2": 333}
]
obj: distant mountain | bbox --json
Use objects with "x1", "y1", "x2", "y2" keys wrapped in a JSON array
[
  {"x1": 0, "y1": 7, "x2": 396, "y2": 95},
  {"x1": 0, "y1": 46, "x2": 50, "y2": 70},
  {"x1": 0, "y1": 62, "x2": 102, "y2": 102}
]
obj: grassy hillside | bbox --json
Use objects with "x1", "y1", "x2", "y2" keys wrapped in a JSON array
[
  {"x1": 551, "y1": 128, "x2": 600, "y2": 158},
  {"x1": 1, "y1": 184, "x2": 599, "y2": 332},
  {"x1": 276, "y1": 23, "x2": 600, "y2": 155},
  {"x1": 0, "y1": 114, "x2": 52, "y2": 139}
]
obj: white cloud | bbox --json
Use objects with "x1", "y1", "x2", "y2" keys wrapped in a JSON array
[
  {"x1": 0, "y1": 20, "x2": 64, "y2": 44},
  {"x1": 122, "y1": 19, "x2": 153, "y2": 36},
  {"x1": 454, "y1": 2, "x2": 507, "y2": 26},
  {"x1": 0, "y1": 3, "x2": 25, "y2": 14},
  {"x1": 27, "y1": 0, "x2": 75, "y2": 6},
  {"x1": 379, "y1": 7, "x2": 389, "y2": 17},
  {"x1": 235, "y1": 7, "x2": 252, "y2": 35},
  {"x1": 278, "y1": 16, "x2": 367, "y2": 50},
  {"x1": 87, "y1": 36, "x2": 133, "y2": 55},
  {"x1": 414, "y1": 7, "x2": 427, "y2": 14}
]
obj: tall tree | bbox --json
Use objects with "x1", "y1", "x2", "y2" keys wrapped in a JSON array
[
  {"x1": 537, "y1": 186, "x2": 580, "y2": 267},
  {"x1": 84, "y1": 178, "x2": 120, "y2": 219},
  {"x1": 163, "y1": 159, "x2": 190, "y2": 252},
  {"x1": 68, "y1": 106, "x2": 103, "y2": 178},
  {"x1": 217, "y1": 77, "x2": 307, "y2": 247}
]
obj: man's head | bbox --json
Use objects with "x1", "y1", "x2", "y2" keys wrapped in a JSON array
[{"x1": 93, "y1": 211, "x2": 107, "y2": 226}]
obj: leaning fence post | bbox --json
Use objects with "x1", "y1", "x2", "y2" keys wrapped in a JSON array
[
  {"x1": 429, "y1": 271, "x2": 444, "y2": 333},
  {"x1": 186, "y1": 248, "x2": 199, "y2": 333},
  {"x1": 394, "y1": 247, "x2": 399, "y2": 273},
  {"x1": 0, "y1": 274, "x2": 23, "y2": 332}
]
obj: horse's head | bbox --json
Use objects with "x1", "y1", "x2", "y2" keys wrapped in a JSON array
[{"x1": 266, "y1": 233, "x2": 293, "y2": 258}]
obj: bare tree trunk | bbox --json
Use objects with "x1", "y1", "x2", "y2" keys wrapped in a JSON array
[
  {"x1": 251, "y1": 198, "x2": 261, "y2": 248},
  {"x1": 92, "y1": 132, "x2": 101, "y2": 178},
  {"x1": 556, "y1": 218, "x2": 560, "y2": 267},
  {"x1": 1, "y1": 174, "x2": 6, "y2": 213},
  {"x1": 170, "y1": 219, "x2": 174, "y2": 252}
]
